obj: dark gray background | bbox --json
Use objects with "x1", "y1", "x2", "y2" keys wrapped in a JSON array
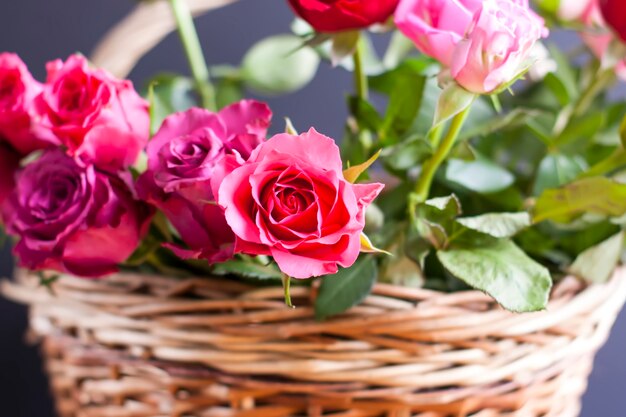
[{"x1": 0, "y1": 1, "x2": 624, "y2": 416}]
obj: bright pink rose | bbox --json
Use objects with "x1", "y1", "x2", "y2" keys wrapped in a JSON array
[
  {"x1": 2, "y1": 150, "x2": 152, "y2": 277},
  {"x1": 0, "y1": 143, "x2": 19, "y2": 208},
  {"x1": 138, "y1": 100, "x2": 272, "y2": 262},
  {"x1": 0, "y1": 53, "x2": 54, "y2": 155},
  {"x1": 36, "y1": 55, "x2": 149, "y2": 172},
  {"x1": 395, "y1": 0, "x2": 482, "y2": 67},
  {"x1": 450, "y1": 0, "x2": 547, "y2": 94},
  {"x1": 214, "y1": 129, "x2": 384, "y2": 279}
]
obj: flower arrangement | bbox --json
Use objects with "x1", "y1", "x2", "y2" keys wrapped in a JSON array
[{"x1": 2, "y1": 0, "x2": 626, "y2": 322}]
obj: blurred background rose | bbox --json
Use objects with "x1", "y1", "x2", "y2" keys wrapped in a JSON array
[{"x1": 0, "y1": 1, "x2": 624, "y2": 416}]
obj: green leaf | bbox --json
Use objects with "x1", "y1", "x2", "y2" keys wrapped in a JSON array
[
  {"x1": 215, "y1": 78, "x2": 244, "y2": 109},
  {"x1": 459, "y1": 108, "x2": 542, "y2": 141},
  {"x1": 444, "y1": 158, "x2": 515, "y2": 194},
  {"x1": 315, "y1": 257, "x2": 378, "y2": 320},
  {"x1": 569, "y1": 231, "x2": 624, "y2": 284},
  {"x1": 433, "y1": 83, "x2": 477, "y2": 129},
  {"x1": 437, "y1": 240, "x2": 553, "y2": 312},
  {"x1": 533, "y1": 177, "x2": 626, "y2": 224},
  {"x1": 212, "y1": 260, "x2": 283, "y2": 280},
  {"x1": 379, "y1": 67, "x2": 426, "y2": 144},
  {"x1": 554, "y1": 111, "x2": 605, "y2": 147},
  {"x1": 533, "y1": 153, "x2": 587, "y2": 196},
  {"x1": 457, "y1": 212, "x2": 531, "y2": 238},
  {"x1": 383, "y1": 135, "x2": 433, "y2": 173},
  {"x1": 146, "y1": 74, "x2": 197, "y2": 134},
  {"x1": 348, "y1": 96, "x2": 383, "y2": 133},
  {"x1": 242, "y1": 35, "x2": 320, "y2": 95}
]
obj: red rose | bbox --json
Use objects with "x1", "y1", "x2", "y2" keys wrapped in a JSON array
[
  {"x1": 600, "y1": 0, "x2": 626, "y2": 42},
  {"x1": 288, "y1": 0, "x2": 400, "y2": 32}
]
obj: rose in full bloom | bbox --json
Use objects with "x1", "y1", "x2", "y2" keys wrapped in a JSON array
[
  {"x1": 395, "y1": 0, "x2": 482, "y2": 67},
  {"x1": 214, "y1": 129, "x2": 384, "y2": 279},
  {"x1": 0, "y1": 53, "x2": 54, "y2": 155},
  {"x1": 138, "y1": 100, "x2": 272, "y2": 262},
  {"x1": 2, "y1": 150, "x2": 152, "y2": 277},
  {"x1": 450, "y1": 0, "x2": 547, "y2": 94},
  {"x1": 288, "y1": 0, "x2": 400, "y2": 32},
  {"x1": 36, "y1": 54, "x2": 149, "y2": 172},
  {"x1": 0, "y1": 143, "x2": 19, "y2": 208},
  {"x1": 600, "y1": 0, "x2": 626, "y2": 42}
]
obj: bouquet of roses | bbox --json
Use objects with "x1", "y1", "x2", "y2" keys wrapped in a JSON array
[{"x1": 2, "y1": 0, "x2": 626, "y2": 320}]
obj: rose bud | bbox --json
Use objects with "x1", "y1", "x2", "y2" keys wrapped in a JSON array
[
  {"x1": 554, "y1": 0, "x2": 596, "y2": 21},
  {"x1": 288, "y1": 0, "x2": 400, "y2": 33},
  {"x1": 0, "y1": 53, "x2": 55, "y2": 155},
  {"x1": 0, "y1": 143, "x2": 19, "y2": 208},
  {"x1": 2, "y1": 150, "x2": 152, "y2": 277},
  {"x1": 600, "y1": 0, "x2": 626, "y2": 42},
  {"x1": 214, "y1": 128, "x2": 384, "y2": 279},
  {"x1": 138, "y1": 100, "x2": 272, "y2": 262},
  {"x1": 450, "y1": 0, "x2": 547, "y2": 94},
  {"x1": 580, "y1": 3, "x2": 626, "y2": 80},
  {"x1": 36, "y1": 54, "x2": 149, "y2": 172},
  {"x1": 395, "y1": 0, "x2": 482, "y2": 67}
]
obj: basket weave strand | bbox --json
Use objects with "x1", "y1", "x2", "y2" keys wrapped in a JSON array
[{"x1": 2, "y1": 267, "x2": 626, "y2": 417}]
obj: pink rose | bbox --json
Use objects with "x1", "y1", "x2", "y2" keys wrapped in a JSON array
[
  {"x1": 557, "y1": 0, "x2": 595, "y2": 21},
  {"x1": 395, "y1": 0, "x2": 482, "y2": 67},
  {"x1": 580, "y1": 2, "x2": 626, "y2": 80},
  {"x1": 0, "y1": 143, "x2": 19, "y2": 208},
  {"x1": 138, "y1": 100, "x2": 272, "y2": 262},
  {"x1": 2, "y1": 150, "x2": 152, "y2": 277},
  {"x1": 0, "y1": 53, "x2": 54, "y2": 155},
  {"x1": 36, "y1": 55, "x2": 149, "y2": 172},
  {"x1": 450, "y1": 0, "x2": 547, "y2": 94},
  {"x1": 214, "y1": 129, "x2": 384, "y2": 279}
]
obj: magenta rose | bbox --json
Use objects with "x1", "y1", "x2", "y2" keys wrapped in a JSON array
[
  {"x1": 0, "y1": 53, "x2": 54, "y2": 155},
  {"x1": 138, "y1": 100, "x2": 272, "y2": 262},
  {"x1": 2, "y1": 150, "x2": 152, "y2": 277},
  {"x1": 36, "y1": 54, "x2": 149, "y2": 172},
  {"x1": 395, "y1": 0, "x2": 482, "y2": 67},
  {"x1": 214, "y1": 129, "x2": 384, "y2": 279},
  {"x1": 450, "y1": 0, "x2": 547, "y2": 94},
  {"x1": 0, "y1": 143, "x2": 19, "y2": 208}
]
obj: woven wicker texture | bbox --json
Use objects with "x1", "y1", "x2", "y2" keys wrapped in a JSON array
[{"x1": 3, "y1": 267, "x2": 626, "y2": 417}]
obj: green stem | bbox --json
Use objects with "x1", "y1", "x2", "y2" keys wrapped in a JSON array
[
  {"x1": 353, "y1": 35, "x2": 369, "y2": 101},
  {"x1": 282, "y1": 274, "x2": 294, "y2": 308},
  {"x1": 572, "y1": 68, "x2": 615, "y2": 117},
  {"x1": 168, "y1": 0, "x2": 216, "y2": 110},
  {"x1": 414, "y1": 107, "x2": 472, "y2": 204},
  {"x1": 352, "y1": 34, "x2": 372, "y2": 151}
]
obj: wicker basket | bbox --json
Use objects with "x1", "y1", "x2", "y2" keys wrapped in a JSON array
[{"x1": 2, "y1": 267, "x2": 626, "y2": 417}]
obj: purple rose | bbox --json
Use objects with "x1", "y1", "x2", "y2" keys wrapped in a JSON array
[
  {"x1": 2, "y1": 150, "x2": 153, "y2": 277},
  {"x1": 137, "y1": 100, "x2": 272, "y2": 262},
  {"x1": 0, "y1": 53, "x2": 55, "y2": 155}
]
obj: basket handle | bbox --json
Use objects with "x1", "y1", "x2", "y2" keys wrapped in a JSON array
[{"x1": 91, "y1": 0, "x2": 238, "y2": 79}]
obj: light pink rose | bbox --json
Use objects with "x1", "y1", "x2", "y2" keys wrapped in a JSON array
[
  {"x1": 137, "y1": 100, "x2": 272, "y2": 262},
  {"x1": 214, "y1": 129, "x2": 384, "y2": 279},
  {"x1": 450, "y1": 0, "x2": 547, "y2": 94},
  {"x1": 395, "y1": 0, "x2": 482, "y2": 67},
  {"x1": 36, "y1": 54, "x2": 149, "y2": 172},
  {"x1": 0, "y1": 53, "x2": 55, "y2": 155},
  {"x1": 2, "y1": 150, "x2": 153, "y2": 277},
  {"x1": 580, "y1": 2, "x2": 626, "y2": 80},
  {"x1": 557, "y1": 0, "x2": 595, "y2": 21},
  {"x1": 0, "y1": 143, "x2": 19, "y2": 209}
]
